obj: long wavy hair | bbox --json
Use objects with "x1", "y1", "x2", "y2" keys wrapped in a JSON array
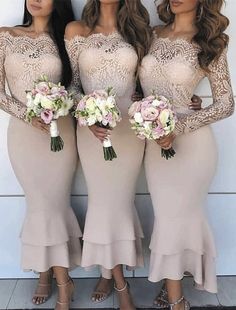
[
  {"x1": 157, "y1": 0, "x2": 229, "y2": 71},
  {"x1": 82, "y1": 0, "x2": 152, "y2": 64},
  {"x1": 23, "y1": 0, "x2": 75, "y2": 87}
]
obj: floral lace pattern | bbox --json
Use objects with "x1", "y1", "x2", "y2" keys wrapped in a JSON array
[
  {"x1": 140, "y1": 35, "x2": 234, "y2": 135},
  {"x1": 0, "y1": 31, "x2": 61, "y2": 121},
  {"x1": 65, "y1": 32, "x2": 138, "y2": 110}
]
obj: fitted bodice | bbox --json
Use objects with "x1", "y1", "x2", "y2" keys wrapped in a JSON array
[
  {"x1": 0, "y1": 31, "x2": 62, "y2": 120},
  {"x1": 140, "y1": 36, "x2": 204, "y2": 113},
  {"x1": 66, "y1": 32, "x2": 138, "y2": 116},
  {"x1": 140, "y1": 33, "x2": 234, "y2": 135}
]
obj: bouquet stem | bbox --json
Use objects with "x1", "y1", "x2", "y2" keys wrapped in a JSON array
[
  {"x1": 50, "y1": 120, "x2": 64, "y2": 152},
  {"x1": 103, "y1": 138, "x2": 117, "y2": 161},
  {"x1": 161, "y1": 147, "x2": 176, "y2": 160}
]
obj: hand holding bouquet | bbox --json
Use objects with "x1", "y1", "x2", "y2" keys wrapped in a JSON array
[
  {"x1": 26, "y1": 75, "x2": 74, "y2": 152},
  {"x1": 129, "y1": 94, "x2": 177, "y2": 160},
  {"x1": 74, "y1": 87, "x2": 121, "y2": 161}
]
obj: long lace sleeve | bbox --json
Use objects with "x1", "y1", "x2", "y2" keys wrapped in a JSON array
[
  {"x1": 65, "y1": 37, "x2": 84, "y2": 100},
  {"x1": 174, "y1": 49, "x2": 235, "y2": 135},
  {"x1": 0, "y1": 32, "x2": 27, "y2": 121}
]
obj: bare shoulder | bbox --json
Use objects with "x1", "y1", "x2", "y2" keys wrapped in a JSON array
[
  {"x1": 152, "y1": 24, "x2": 166, "y2": 37},
  {"x1": 65, "y1": 21, "x2": 90, "y2": 40},
  {"x1": 0, "y1": 26, "x2": 14, "y2": 35},
  {"x1": 0, "y1": 26, "x2": 31, "y2": 37}
]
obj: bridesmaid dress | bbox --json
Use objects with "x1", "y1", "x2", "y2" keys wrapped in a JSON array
[
  {"x1": 0, "y1": 30, "x2": 82, "y2": 272},
  {"x1": 66, "y1": 32, "x2": 144, "y2": 270},
  {"x1": 139, "y1": 32, "x2": 234, "y2": 293}
]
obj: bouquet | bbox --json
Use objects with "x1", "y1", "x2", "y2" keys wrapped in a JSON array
[
  {"x1": 74, "y1": 87, "x2": 121, "y2": 161},
  {"x1": 26, "y1": 75, "x2": 74, "y2": 152},
  {"x1": 129, "y1": 94, "x2": 177, "y2": 160}
]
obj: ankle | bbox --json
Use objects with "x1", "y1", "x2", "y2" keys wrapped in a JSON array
[
  {"x1": 114, "y1": 281, "x2": 128, "y2": 291},
  {"x1": 57, "y1": 277, "x2": 71, "y2": 287}
]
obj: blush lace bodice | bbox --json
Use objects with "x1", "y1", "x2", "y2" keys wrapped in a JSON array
[
  {"x1": 0, "y1": 31, "x2": 62, "y2": 121},
  {"x1": 65, "y1": 32, "x2": 138, "y2": 116},
  {"x1": 140, "y1": 34, "x2": 234, "y2": 135}
]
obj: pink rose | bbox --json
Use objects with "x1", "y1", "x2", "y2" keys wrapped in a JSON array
[
  {"x1": 105, "y1": 112, "x2": 113, "y2": 123},
  {"x1": 78, "y1": 117, "x2": 87, "y2": 127},
  {"x1": 77, "y1": 100, "x2": 86, "y2": 111},
  {"x1": 153, "y1": 121, "x2": 165, "y2": 138},
  {"x1": 35, "y1": 82, "x2": 50, "y2": 96},
  {"x1": 145, "y1": 95, "x2": 156, "y2": 101},
  {"x1": 128, "y1": 101, "x2": 141, "y2": 117},
  {"x1": 93, "y1": 90, "x2": 108, "y2": 99},
  {"x1": 41, "y1": 109, "x2": 53, "y2": 124},
  {"x1": 141, "y1": 106, "x2": 159, "y2": 121},
  {"x1": 140, "y1": 100, "x2": 151, "y2": 109}
]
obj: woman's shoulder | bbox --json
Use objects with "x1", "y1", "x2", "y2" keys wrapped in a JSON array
[
  {"x1": 152, "y1": 24, "x2": 166, "y2": 37},
  {"x1": 0, "y1": 26, "x2": 15, "y2": 37},
  {"x1": 65, "y1": 21, "x2": 90, "y2": 40}
]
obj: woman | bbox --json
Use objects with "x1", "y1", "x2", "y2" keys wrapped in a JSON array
[
  {"x1": 139, "y1": 0, "x2": 234, "y2": 309},
  {"x1": 65, "y1": 0, "x2": 152, "y2": 308},
  {"x1": 0, "y1": 0, "x2": 82, "y2": 309}
]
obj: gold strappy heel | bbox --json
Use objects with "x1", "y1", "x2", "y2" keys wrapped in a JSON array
[
  {"x1": 55, "y1": 278, "x2": 74, "y2": 310},
  {"x1": 32, "y1": 269, "x2": 53, "y2": 305}
]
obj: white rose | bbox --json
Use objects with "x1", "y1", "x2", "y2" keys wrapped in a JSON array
[
  {"x1": 87, "y1": 115, "x2": 97, "y2": 126},
  {"x1": 152, "y1": 99, "x2": 162, "y2": 107},
  {"x1": 86, "y1": 97, "x2": 96, "y2": 111},
  {"x1": 65, "y1": 98, "x2": 74, "y2": 110},
  {"x1": 41, "y1": 97, "x2": 54, "y2": 109},
  {"x1": 34, "y1": 93, "x2": 43, "y2": 105},
  {"x1": 159, "y1": 109, "x2": 170, "y2": 126},
  {"x1": 106, "y1": 96, "x2": 115, "y2": 108},
  {"x1": 134, "y1": 112, "x2": 144, "y2": 124}
]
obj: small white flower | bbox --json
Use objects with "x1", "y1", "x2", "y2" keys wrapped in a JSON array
[
  {"x1": 26, "y1": 93, "x2": 35, "y2": 108},
  {"x1": 87, "y1": 115, "x2": 97, "y2": 126},
  {"x1": 41, "y1": 97, "x2": 54, "y2": 109},
  {"x1": 152, "y1": 99, "x2": 162, "y2": 107},
  {"x1": 134, "y1": 112, "x2": 144, "y2": 124},
  {"x1": 34, "y1": 93, "x2": 43, "y2": 105}
]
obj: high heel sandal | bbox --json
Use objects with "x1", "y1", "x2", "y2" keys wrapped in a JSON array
[
  {"x1": 169, "y1": 296, "x2": 190, "y2": 310},
  {"x1": 32, "y1": 269, "x2": 53, "y2": 305},
  {"x1": 91, "y1": 277, "x2": 113, "y2": 303},
  {"x1": 114, "y1": 282, "x2": 136, "y2": 310},
  {"x1": 55, "y1": 277, "x2": 75, "y2": 310},
  {"x1": 153, "y1": 282, "x2": 169, "y2": 308}
]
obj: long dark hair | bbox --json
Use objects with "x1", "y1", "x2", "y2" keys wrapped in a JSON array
[
  {"x1": 82, "y1": 0, "x2": 152, "y2": 65},
  {"x1": 23, "y1": 0, "x2": 75, "y2": 87},
  {"x1": 157, "y1": 0, "x2": 229, "y2": 71}
]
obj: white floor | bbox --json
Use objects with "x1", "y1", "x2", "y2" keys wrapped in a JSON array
[{"x1": 0, "y1": 277, "x2": 235, "y2": 309}]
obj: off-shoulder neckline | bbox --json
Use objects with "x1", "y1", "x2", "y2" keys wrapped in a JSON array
[
  {"x1": 65, "y1": 31, "x2": 122, "y2": 43},
  {"x1": 0, "y1": 30, "x2": 51, "y2": 41},
  {"x1": 153, "y1": 35, "x2": 198, "y2": 47}
]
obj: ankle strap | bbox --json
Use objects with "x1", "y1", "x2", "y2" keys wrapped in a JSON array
[
  {"x1": 114, "y1": 281, "x2": 128, "y2": 292},
  {"x1": 169, "y1": 295, "x2": 184, "y2": 309},
  {"x1": 57, "y1": 277, "x2": 72, "y2": 288}
]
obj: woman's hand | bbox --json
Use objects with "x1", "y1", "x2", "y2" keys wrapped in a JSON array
[
  {"x1": 131, "y1": 92, "x2": 143, "y2": 102},
  {"x1": 156, "y1": 133, "x2": 175, "y2": 149},
  {"x1": 89, "y1": 125, "x2": 110, "y2": 143},
  {"x1": 31, "y1": 117, "x2": 49, "y2": 134},
  {"x1": 188, "y1": 94, "x2": 202, "y2": 110}
]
